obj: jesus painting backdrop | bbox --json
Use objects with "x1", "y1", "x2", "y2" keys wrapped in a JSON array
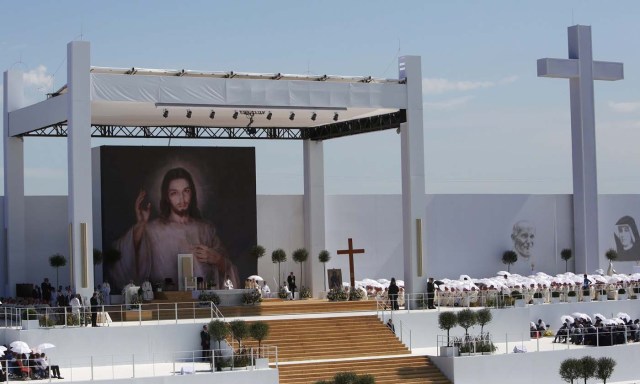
[{"x1": 97, "y1": 146, "x2": 257, "y2": 291}]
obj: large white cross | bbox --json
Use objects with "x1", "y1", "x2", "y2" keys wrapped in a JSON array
[{"x1": 537, "y1": 25, "x2": 623, "y2": 273}]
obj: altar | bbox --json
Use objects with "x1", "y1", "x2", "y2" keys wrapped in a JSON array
[{"x1": 192, "y1": 289, "x2": 255, "y2": 306}]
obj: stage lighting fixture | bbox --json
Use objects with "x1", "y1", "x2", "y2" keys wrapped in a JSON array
[
  {"x1": 162, "y1": 109, "x2": 169, "y2": 118},
  {"x1": 311, "y1": 112, "x2": 317, "y2": 121},
  {"x1": 266, "y1": 111, "x2": 272, "y2": 120},
  {"x1": 289, "y1": 112, "x2": 295, "y2": 121},
  {"x1": 186, "y1": 109, "x2": 192, "y2": 119},
  {"x1": 333, "y1": 112, "x2": 339, "y2": 121},
  {"x1": 233, "y1": 111, "x2": 239, "y2": 119},
  {"x1": 209, "y1": 110, "x2": 216, "y2": 119}
]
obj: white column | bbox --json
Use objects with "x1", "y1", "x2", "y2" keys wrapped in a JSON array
[
  {"x1": 303, "y1": 139, "x2": 326, "y2": 295},
  {"x1": 67, "y1": 41, "x2": 94, "y2": 297},
  {"x1": 399, "y1": 56, "x2": 426, "y2": 298},
  {"x1": 3, "y1": 70, "x2": 26, "y2": 296},
  {"x1": 568, "y1": 26, "x2": 599, "y2": 274}
]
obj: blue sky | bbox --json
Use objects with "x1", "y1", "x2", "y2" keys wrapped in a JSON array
[{"x1": 1, "y1": 0, "x2": 640, "y2": 195}]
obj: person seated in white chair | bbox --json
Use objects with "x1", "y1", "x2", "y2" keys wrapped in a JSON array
[
  {"x1": 281, "y1": 283, "x2": 293, "y2": 300},
  {"x1": 261, "y1": 281, "x2": 271, "y2": 298}
]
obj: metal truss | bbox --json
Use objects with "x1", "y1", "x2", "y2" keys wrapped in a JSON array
[{"x1": 21, "y1": 111, "x2": 406, "y2": 141}]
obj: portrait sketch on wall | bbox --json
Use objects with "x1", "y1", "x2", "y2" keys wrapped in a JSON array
[
  {"x1": 328, "y1": 268, "x2": 343, "y2": 290},
  {"x1": 99, "y1": 146, "x2": 257, "y2": 291},
  {"x1": 511, "y1": 220, "x2": 536, "y2": 272},
  {"x1": 614, "y1": 216, "x2": 640, "y2": 262}
]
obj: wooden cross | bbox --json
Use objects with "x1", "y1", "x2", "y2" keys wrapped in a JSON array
[{"x1": 337, "y1": 238, "x2": 365, "y2": 288}]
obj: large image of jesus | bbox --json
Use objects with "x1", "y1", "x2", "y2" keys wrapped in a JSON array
[{"x1": 99, "y1": 146, "x2": 256, "y2": 291}]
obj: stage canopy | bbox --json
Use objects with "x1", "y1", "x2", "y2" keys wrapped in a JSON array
[{"x1": 10, "y1": 66, "x2": 408, "y2": 141}]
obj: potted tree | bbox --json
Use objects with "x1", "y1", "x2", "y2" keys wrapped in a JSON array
[
  {"x1": 271, "y1": 249, "x2": 287, "y2": 288},
  {"x1": 476, "y1": 308, "x2": 492, "y2": 336},
  {"x1": 560, "y1": 248, "x2": 572, "y2": 272},
  {"x1": 501, "y1": 251, "x2": 518, "y2": 273},
  {"x1": 577, "y1": 356, "x2": 597, "y2": 384},
  {"x1": 597, "y1": 286, "x2": 608, "y2": 302},
  {"x1": 208, "y1": 320, "x2": 229, "y2": 371},
  {"x1": 438, "y1": 311, "x2": 458, "y2": 357},
  {"x1": 318, "y1": 250, "x2": 331, "y2": 294},
  {"x1": 292, "y1": 248, "x2": 309, "y2": 299},
  {"x1": 250, "y1": 321, "x2": 270, "y2": 368},
  {"x1": 567, "y1": 290, "x2": 577, "y2": 303},
  {"x1": 551, "y1": 290, "x2": 561, "y2": 304},
  {"x1": 559, "y1": 358, "x2": 580, "y2": 384},
  {"x1": 250, "y1": 245, "x2": 266, "y2": 259},
  {"x1": 49, "y1": 253, "x2": 67, "y2": 289},
  {"x1": 595, "y1": 357, "x2": 616, "y2": 384}
]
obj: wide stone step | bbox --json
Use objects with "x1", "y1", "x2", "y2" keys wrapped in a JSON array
[{"x1": 277, "y1": 356, "x2": 451, "y2": 384}]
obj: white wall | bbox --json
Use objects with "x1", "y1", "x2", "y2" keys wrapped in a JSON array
[
  {"x1": 4, "y1": 193, "x2": 640, "y2": 296},
  {"x1": 256, "y1": 195, "x2": 305, "y2": 289}
]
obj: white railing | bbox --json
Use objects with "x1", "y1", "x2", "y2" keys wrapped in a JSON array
[
  {"x1": 2, "y1": 346, "x2": 278, "y2": 382},
  {"x1": 1, "y1": 301, "x2": 224, "y2": 329}
]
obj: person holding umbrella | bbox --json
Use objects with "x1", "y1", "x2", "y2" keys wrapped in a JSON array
[{"x1": 426, "y1": 277, "x2": 436, "y2": 309}]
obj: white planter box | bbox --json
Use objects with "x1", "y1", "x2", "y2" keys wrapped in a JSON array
[
  {"x1": 551, "y1": 297, "x2": 560, "y2": 304},
  {"x1": 22, "y1": 319, "x2": 39, "y2": 330},
  {"x1": 618, "y1": 294, "x2": 627, "y2": 301},
  {"x1": 440, "y1": 346, "x2": 459, "y2": 357},
  {"x1": 515, "y1": 299, "x2": 526, "y2": 307},
  {"x1": 255, "y1": 358, "x2": 269, "y2": 369},
  {"x1": 598, "y1": 295, "x2": 608, "y2": 302},
  {"x1": 566, "y1": 296, "x2": 577, "y2": 303}
]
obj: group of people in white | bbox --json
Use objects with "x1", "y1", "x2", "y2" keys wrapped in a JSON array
[{"x1": 426, "y1": 270, "x2": 640, "y2": 307}]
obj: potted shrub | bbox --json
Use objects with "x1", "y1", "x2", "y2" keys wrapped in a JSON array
[
  {"x1": 511, "y1": 290, "x2": 525, "y2": 307},
  {"x1": 349, "y1": 288, "x2": 364, "y2": 301},
  {"x1": 476, "y1": 308, "x2": 492, "y2": 336},
  {"x1": 242, "y1": 290, "x2": 262, "y2": 305},
  {"x1": 567, "y1": 290, "x2": 577, "y2": 303},
  {"x1": 327, "y1": 288, "x2": 348, "y2": 302},
  {"x1": 271, "y1": 249, "x2": 287, "y2": 288},
  {"x1": 198, "y1": 291, "x2": 221, "y2": 306},
  {"x1": 438, "y1": 311, "x2": 458, "y2": 356},
  {"x1": 277, "y1": 286, "x2": 289, "y2": 300},
  {"x1": 595, "y1": 357, "x2": 617, "y2": 384},
  {"x1": 292, "y1": 248, "x2": 309, "y2": 294},
  {"x1": 300, "y1": 286, "x2": 312, "y2": 299},
  {"x1": 551, "y1": 291, "x2": 561, "y2": 304},
  {"x1": 49, "y1": 253, "x2": 67, "y2": 289},
  {"x1": 617, "y1": 288, "x2": 627, "y2": 300},
  {"x1": 457, "y1": 309, "x2": 477, "y2": 338}
]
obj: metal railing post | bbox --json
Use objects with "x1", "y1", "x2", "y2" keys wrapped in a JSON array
[
  {"x1": 132, "y1": 354, "x2": 135, "y2": 378},
  {"x1": 175, "y1": 303, "x2": 178, "y2": 324},
  {"x1": 91, "y1": 356, "x2": 94, "y2": 380},
  {"x1": 138, "y1": 304, "x2": 142, "y2": 325}
]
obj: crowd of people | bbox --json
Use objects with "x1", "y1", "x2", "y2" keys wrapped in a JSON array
[
  {"x1": 551, "y1": 312, "x2": 640, "y2": 347},
  {"x1": 0, "y1": 349, "x2": 62, "y2": 381}
]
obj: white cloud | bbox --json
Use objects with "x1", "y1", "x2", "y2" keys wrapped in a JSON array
[
  {"x1": 422, "y1": 76, "x2": 517, "y2": 95},
  {"x1": 608, "y1": 101, "x2": 640, "y2": 113},
  {"x1": 424, "y1": 95, "x2": 474, "y2": 110},
  {"x1": 22, "y1": 65, "x2": 53, "y2": 91}
]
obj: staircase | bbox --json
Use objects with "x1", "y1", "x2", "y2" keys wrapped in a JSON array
[
  {"x1": 278, "y1": 356, "x2": 451, "y2": 384},
  {"x1": 242, "y1": 315, "x2": 408, "y2": 362},
  {"x1": 238, "y1": 315, "x2": 450, "y2": 384}
]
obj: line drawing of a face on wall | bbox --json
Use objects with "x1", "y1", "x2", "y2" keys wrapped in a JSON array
[
  {"x1": 511, "y1": 220, "x2": 535, "y2": 260},
  {"x1": 614, "y1": 216, "x2": 640, "y2": 262}
]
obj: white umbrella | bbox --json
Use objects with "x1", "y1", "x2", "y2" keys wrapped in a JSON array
[
  {"x1": 617, "y1": 313, "x2": 631, "y2": 322},
  {"x1": 247, "y1": 275, "x2": 263, "y2": 281},
  {"x1": 11, "y1": 344, "x2": 31, "y2": 354},
  {"x1": 37, "y1": 343, "x2": 56, "y2": 351},
  {"x1": 0, "y1": 346, "x2": 6, "y2": 353},
  {"x1": 497, "y1": 271, "x2": 511, "y2": 277},
  {"x1": 561, "y1": 315, "x2": 574, "y2": 325},
  {"x1": 593, "y1": 313, "x2": 606, "y2": 322}
]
